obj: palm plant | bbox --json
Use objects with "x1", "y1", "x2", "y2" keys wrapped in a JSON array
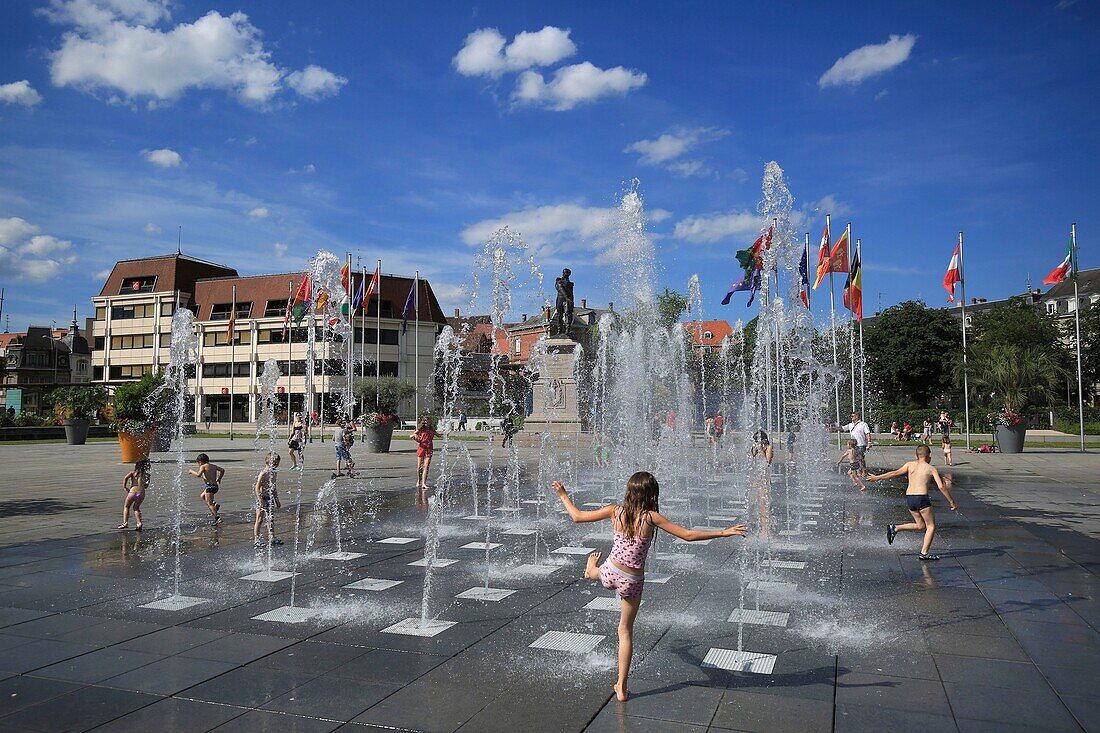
[{"x1": 963, "y1": 342, "x2": 1066, "y2": 416}]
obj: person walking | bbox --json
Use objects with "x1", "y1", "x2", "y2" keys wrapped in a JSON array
[
  {"x1": 457, "y1": 409, "x2": 468, "y2": 431},
  {"x1": 839, "y1": 412, "x2": 873, "y2": 476}
]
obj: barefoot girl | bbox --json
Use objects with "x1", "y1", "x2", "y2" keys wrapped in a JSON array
[
  {"x1": 119, "y1": 458, "x2": 150, "y2": 530},
  {"x1": 410, "y1": 416, "x2": 437, "y2": 490},
  {"x1": 552, "y1": 472, "x2": 746, "y2": 702}
]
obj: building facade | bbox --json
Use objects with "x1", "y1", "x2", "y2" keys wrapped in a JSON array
[
  {"x1": 91, "y1": 253, "x2": 448, "y2": 424},
  {"x1": 1, "y1": 319, "x2": 92, "y2": 416}
]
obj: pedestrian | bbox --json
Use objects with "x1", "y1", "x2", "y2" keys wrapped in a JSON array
[
  {"x1": 332, "y1": 420, "x2": 355, "y2": 478},
  {"x1": 253, "y1": 453, "x2": 283, "y2": 547},
  {"x1": 551, "y1": 473, "x2": 746, "y2": 702},
  {"x1": 713, "y1": 411, "x2": 724, "y2": 443},
  {"x1": 902, "y1": 421, "x2": 913, "y2": 441},
  {"x1": 836, "y1": 439, "x2": 866, "y2": 490},
  {"x1": 287, "y1": 413, "x2": 305, "y2": 470},
  {"x1": 839, "y1": 412, "x2": 872, "y2": 475},
  {"x1": 921, "y1": 418, "x2": 933, "y2": 445},
  {"x1": 750, "y1": 429, "x2": 773, "y2": 464},
  {"x1": 704, "y1": 416, "x2": 716, "y2": 445},
  {"x1": 890, "y1": 421, "x2": 899, "y2": 440},
  {"x1": 187, "y1": 453, "x2": 224, "y2": 525},
  {"x1": 118, "y1": 457, "x2": 149, "y2": 530},
  {"x1": 867, "y1": 444, "x2": 958, "y2": 561},
  {"x1": 411, "y1": 416, "x2": 437, "y2": 490},
  {"x1": 938, "y1": 410, "x2": 952, "y2": 440},
  {"x1": 457, "y1": 409, "x2": 467, "y2": 431},
  {"x1": 501, "y1": 414, "x2": 517, "y2": 448}
]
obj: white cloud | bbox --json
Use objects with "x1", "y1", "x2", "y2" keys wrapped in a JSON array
[
  {"x1": 819, "y1": 34, "x2": 917, "y2": 88},
  {"x1": 273, "y1": 242, "x2": 287, "y2": 258},
  {"x1": 874, "y1": 89, "x2": 889, "y2": 101},
  {"x1": 303, "y1": 163, "x2": 316, "y2": 173},
  {"x1": 248, "y1": 206, "x2": 269, "y2": 220},
  {"x1": 0, "y1": 216, "x2": 76, "y2": 283},
  {"x1": 648, "y1": 208, "x2": 673, "y2": 223},
  {"x1": 513, "y1": 62, "x2": 646, "y2": 111},
  {"x1": 624, "y1": 127, "x2": 728, "y2": 178},
  {"x1": 143, "y1": 148, "x2": 182, "y2": 167},
  {"x1": 41, "y1": 0, "x2": 343, "y2": 106},
  {"x1": 0, "y1": 80, "x2": 43, "y2": 107},
  {"x1": 461, "y1": 203, "x2": 618, "y2": 258},
  {"x1": 454, "y1": 26, "x2": 576, "y2": 77},
  {"x1": 93, "y1": 268, "x2": 112, "y2": 280},
  {"x1": 143, "y1": 222, "x2": 161, "y2": 234},
  {"x1": 286, "y1": 65, "x2": 347, "y2": 100},
  {"x1": 673, "y1": 210, "x2": 759, "y2": 244}
]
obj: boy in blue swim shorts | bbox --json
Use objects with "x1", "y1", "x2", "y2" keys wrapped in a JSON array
[
  {"x1": 866, "y1": 444, "x2": 957, "y2": 561},
  {"x1": 188, "y1": 453, "x2": 225, "y2": 525}
]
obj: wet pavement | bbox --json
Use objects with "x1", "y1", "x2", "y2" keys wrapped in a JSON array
[{"x1": 0, "y1": 442, "x2": 1097, "y2": 732}]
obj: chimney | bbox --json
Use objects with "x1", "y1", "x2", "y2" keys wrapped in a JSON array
[
  {"x1": 521, "y1": 313, "x2": 527, "y2": 322},
  {"x1": 971, "y1": 297, "x2": 977, "y2": 305},
  {"x1": 543, "y1": 306, "x2": 552, "y2": 321},
  {"x1": 454, "y1": 308, "x2": 460, "y2": 318},
  {"x1": 608, "y1": 301, "x2": 614, "y2": 311},
  {"x1": 581, "y1": 298, "x2": 587, "y2": 309}
]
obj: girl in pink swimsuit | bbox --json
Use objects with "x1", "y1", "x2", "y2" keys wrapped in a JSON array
[
  {"x1": 119, "y1": 458, "x2": 149, "y2": 530},
  {"x1": 552, "y1": 471, "x2": 746, "y2": 702}
]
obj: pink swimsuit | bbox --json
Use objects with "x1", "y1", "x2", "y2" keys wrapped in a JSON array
[{"x1": 599, "y1": 512, "x2": 654, "y2": 599}]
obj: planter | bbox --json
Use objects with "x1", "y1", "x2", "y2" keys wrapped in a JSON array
[
  {"x1": 63, "y1": 418, "x2": 89, "y2": 446},
  {"x1": 994, "y1": 423, "x2": 1027, "y2": 453},
  {"x1": 118, "y1": 429, "x2": 154, "y2": 463},
  {"x1": 363, "y1": 421, "x2": 396, "y2": 453}
]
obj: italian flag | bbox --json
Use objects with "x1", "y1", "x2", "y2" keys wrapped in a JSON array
[
  {"x1": 1043, "y1": 239, "x2": 1074, "y2": 285},
  {"x1": 943, "y1": 244, "x2": 961, "y2": 302}
]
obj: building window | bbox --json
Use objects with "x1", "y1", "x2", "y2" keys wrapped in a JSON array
[
  {"x1": 210, "y1": 302, "x2": 252, "y2": 321},
  {"x1": 119, "y1": 276, "x2": 156, "y2": 294},
  {"x1": 93, "y1": 365, "x2": 104, "y2": 380},
  {"x1": 1047, "y1": 302, "x2": 1057, "y2": 315},
  {"x1": 110, "y1": 304, "x2": 156, "y2": 320},
  {"x1": 514, "y1": 340, "x2": 521, "y2": 355},
  {"x1": 94, "y1": 336, "x2": 105, "y2": 351},
  {"x1": 365, "y1": 300, "x2": 394, "y2": 318},
  {"x1": 264, "y1": 299, "x2": 288, "y2": 317},
  {"x1": 77, "y1": 360, "x2": 88, "y2": 372},
  {"x1": 1067, "y1": 299, "x2": 1076, "y2": 313},
  {"x1": 257, "y1": 327, "x2": 309, "y2": 344},
  {"x1": 202, "y1": 331, "x2": 251, "y2": 347},
  {"x1": 110, "y1": 334, "x2": 155, "y2": 350},
  {"x1": 159, "y1": 333, "x2": 173, "y2": 348},
  {"x1": 201, "y1": 362, "x2": 250, "y2": 378},
  {"x1": 109, "y1": 365, "x2": 152, "y2": 379},
  {"x1": 95, "y1": 306, "x2": 106, "y2": 321},
  {"x1": 964, "y1": 315, "x2": 972, "y2": 327},
  {"x1": 703, "y1": 330, "x2": 713, "y2": 340},
  {"x1": 160, "y1": 302, "x2": 176, "y2": 316}
]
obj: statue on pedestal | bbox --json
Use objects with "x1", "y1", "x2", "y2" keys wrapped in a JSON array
[{"x1": 548, "y1": 268, "x2": 574, "y2": 338}]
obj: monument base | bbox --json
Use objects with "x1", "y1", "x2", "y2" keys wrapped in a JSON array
[{"x1": 524, "y1": 337, "x2": 584, "y2": 437}]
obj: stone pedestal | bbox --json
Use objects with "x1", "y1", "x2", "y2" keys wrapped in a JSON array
[{"x1": 522, "y1": 337, "x2": 583, "y2": 436}]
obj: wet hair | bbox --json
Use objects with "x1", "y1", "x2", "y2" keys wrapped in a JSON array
[
  {"x1": 620, "y1": 471, "x2": 660, "y2": 538},
  {"x1": 196, "y1": 453, "x2": 209, "y2": 463},
  {"x1": 915, "y1": 445, "x2": 931, "y2": 459},
  {"x1": 134, "y1": 458, "x2": 151, "y2": 479},
  {"x1": 417, "y1": 416, "x2": 432, "y2": 431},
  {"x1": 266, "y1": 452, "x2": 281, "y2": 465},
  {"x1": 847, "y1": 439, "x2": 857, "y2": 448}
]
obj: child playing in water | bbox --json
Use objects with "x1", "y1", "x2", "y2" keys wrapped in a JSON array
[
  {"x1": 866, "y1": 444, "x2": 958, "y2": 561},
  {"x1": 836, "y1": 439, "x2": 866, "y2": 490},
  {"x1": 749, "y1": 429, "x2": 773, "y2": 464},
  {"x1": 941, "y1": 436, "x2": 953, "y2": 466},
  {"x1": 118, "y1": 458, "x2": 150, "y2": 530},
  {"x1": 253, "y1": 453, "x2": 282, "y2": 547},
  {"x1": 552, "y1": 473, "x2": 746, "y2": 702},
  {"x1": 188, "y1": 453, "x2": 224, "y2": 525},
  {"x1": 410, "y1": 416, "x2": 436, "y2": 491}
]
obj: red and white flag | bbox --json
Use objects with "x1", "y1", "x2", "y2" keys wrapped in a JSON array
[
  {"x1": 1043, "y1": 240, "x2": 1074, "y2": 286},
  {"x1": 943, "y1": 244, "x2": 961, "y2": 302},
  {"x1": 365, "y1": 265, "x2": 380, "y2": 300}
]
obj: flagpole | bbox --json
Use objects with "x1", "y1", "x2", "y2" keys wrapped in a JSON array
[
  {"x1": 847, "y1": 225, "x2": 857, "y2": 416},
  {"x1": 346, "y1": 253, "x2": 353, "y2": 417},
  {"x1": 414, "y1": 270, "x2": 420, "y2": 420},
  {"x1": 358, "y1": 257, "x2": 365, "y2": 416},
  {"x1": 1072, "y1": 223, "x2": 1085, "y2": 452},
  {"x1": 229, "y1": 284, "x2": 236, "y2": 441},
  {"x1": 959, "y1": 231, "x2": 972, "y2": 450},
  {"x1": 857, "y1": 238, "x2": 866, "y2": 420},
  {"x1": 286, "y1": 280, "x2": 294, "y2": 435},
  {"x1": 826, "y1": 214, "x2": 841, "y2": 448},
  {"x1": 376, "y1": 259, "x2": 382, "y2": 409}
]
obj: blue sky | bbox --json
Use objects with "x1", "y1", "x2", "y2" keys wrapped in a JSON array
[{"x1": 1, "y1": 0, "x2": 1097, "y2": 329}]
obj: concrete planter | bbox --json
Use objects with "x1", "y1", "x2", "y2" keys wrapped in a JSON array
[
  {"x1": 63, "y1": 418, "x2": 89, "y2": 445},
  {"x1": 363, "y1": 420, "x2": 396, "y2": 453},
  {"x1": 994, "y1": 423, "x2": 1027, "y2": 453}
]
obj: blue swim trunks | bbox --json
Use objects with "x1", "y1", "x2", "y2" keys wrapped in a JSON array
[{"x1": 905, "y1": 495, "x2": 932, "y2": 511}]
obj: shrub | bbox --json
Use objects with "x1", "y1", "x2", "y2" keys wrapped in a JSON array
[
  {"x1": 48, "y1": 386, "x2": 109, "y2": 421},
  {"x1": 354, "y1": 376, "x2": 417, "y2": 417}
]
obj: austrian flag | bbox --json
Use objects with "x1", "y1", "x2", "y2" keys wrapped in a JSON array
[{"x1": 943, "y1": 244, "x2": 961, "y2": 302}]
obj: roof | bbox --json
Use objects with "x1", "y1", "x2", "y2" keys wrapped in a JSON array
[
  {"x1": 684, "y1": 320, "x2": 734, "y2": 347},
  {"x1": 506, "y1": 306, "x2": 612, "y2": 333},
  {"x1": 98, "y1": 254, "x2": 238, "y2": 297},
  {"x1": 1043, "y1": 267, "x2": 1100, "y2": 300},
  {"x1": 0, "y1": 329, "x2": 67, "y2": 350},
  {"x1": 4, "y1": 327, "x2": 73, "y2": 354}
]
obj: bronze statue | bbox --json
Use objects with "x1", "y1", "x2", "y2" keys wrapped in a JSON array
[{"x1": 549, "y1": 268, "x2": 574, "y2": 337}]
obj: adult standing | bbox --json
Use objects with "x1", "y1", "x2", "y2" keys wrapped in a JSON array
[
  {"x1": 840, "y1": 412, "x2": 873, "y2": 474},
  {"x1": 457, "y1": 409, "x2": 467, "y2": 431},
  {"x1": 287, "y1": 413, "x2": 305, "y2": 470},
  {"x1": 501, "y1": 414, "x2": 517, "y2": 448},
  {"x1": 938, "y1": 410, "x2": 952, "y2": 440}
]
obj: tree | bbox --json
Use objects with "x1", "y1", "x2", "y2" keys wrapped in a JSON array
[
  {"x1": 1079, "y1": 302, "x2": 1100, "y2": 389},
  {"x1": 965, "y1": 342, "x2": 1066, "y2": 414},
  {"x1": 657, "y1": 288, "x2": 689, "y2": 330},
  {"x1": 862, "y1": 300, "x2": 961, "y2": 405},
  {"x1": 970, "y1": 297, "x2": 1067, "y2": 359}
]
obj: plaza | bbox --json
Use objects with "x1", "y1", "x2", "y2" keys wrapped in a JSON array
[{"x1": 0, "y1": 441, "x2": 1097, "y2": 732}]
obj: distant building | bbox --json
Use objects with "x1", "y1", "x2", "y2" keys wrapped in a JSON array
[
  {"x1": 1, "y1": 317, "x2": 92, "y2": 416},
  {"x1": 683, "y1": 319, "x2": 734, "y2": 353},
  {"x1": 503, "y1": 298, "x2": 614, "y2": 366},
  {"x1": 91, "y1": 253, "x2": 448, "y2": 424}
]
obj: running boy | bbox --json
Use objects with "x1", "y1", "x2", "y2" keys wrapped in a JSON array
[
  {"x1": 253, "y1": 453, "x2": 282, "y2": 547},
  {"x1": 866, "y1": 444, "x2": 958, "y2": 561},
  {"x1": 836, "y1": 439, "x2": 866, "y2": 490},
  {"x1": 188, "y1": 453, "x2": 224, "y2": 524}
]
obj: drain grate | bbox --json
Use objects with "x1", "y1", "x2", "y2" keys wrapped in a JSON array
[
  {"x1": 140, "y1": 595, "x2": 209, "y2": 611},
  {"x1": 702, "y1": 648, "x2": 776, "y2": 674},
  {"x1": 381, "y1": 618, "x2": 456, "y2": 637},
  {"x1": 461, "y1": 542, "x2": 502, "y2": 550},
  {"x1": 320, "y1": 551, "x2": 366, "y2": 561},
  {"x1": 513, "y1": 564, "x2": 560, "y2": 576},
  {"x1": 494, "y1": 507, "x2": 520, "y2": 513},
  {"x1": 529, "y1": 630, "x2": 604, "y2": 653},
  {"x1": 376, "y1": 537, "x2": 418, "y2": 544},
  {"x1": 707, "y1": 515, "x2": 741, "y2": 522},
  {"x1": 551, "y1": 546, "x2": 596, "y2": 555},
  {"x1": 647, "y1": 575, "x2": 672, "y2": 584},
  {"x1": 501, "y1": 529, "x2": 536, "y2": 536},
  {"x1": 727, "y1": 608, "x2": 789, "y2": 627},
  {"x1": 344, "y1": 578, "x2": 403, "y2": 591},
  {"x1": 777, "y1": 530, "x2": 803, "y2": 537},
  {"x1": 462, "y1": 515, "x2": 490, "y2": 521},
  {"x1": 240, "y1": 570, "x2": 295, "y2": 582},
  {"x1": 456, "y1": 587, "x2": 516, "y2": 602},
  {"x1": 760, "y1": 560, "x2": 806, "y2": 570},
  {"x1": 772, "y1": 543, "x2": 808, "y2": 552},
  {"x1": 409, "y1": 558, "x2": 458, "y2": 567},
  {"x1": 252, "y1": 606, "x2": 316, "y2": 623},
  {"x1": 584, "y1": 596, "x2": 624, "y2": 611}
]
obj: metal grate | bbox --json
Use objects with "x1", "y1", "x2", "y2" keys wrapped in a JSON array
[
  {"x1": 501, "y1": 529, "x2": 537, "y2": 536},
  {"x1": 727, "y1": 608, "x2": 789, "y2": 627},
  {"x1": 773, "y1": 543, "x2": 808, "y2": 552},
  {"x1": 800, "y1": 520, "x2": 818, "y2": 526},
  {"x1": 707, "y1": 515, "x2": 741, "y2": 523},
  {"x1": 462, "y1": 515, "x2": 490, "y2": 521},
  {"x1": 551, "y1": 546, "x2": 596, "y2": 555},
  {"x1": 701, "y1": 648, "x2": 777, "y2": 674},
  {"x1": 647, "y1": 575, "x2": 672, "y2": 584},
  {"x1": 521, "y1": 499, "x2": 546, "y2": 505},
  {"x1": 760, "y1": 560, "x2": 806, "y2": 570},
  {"x1": 240, "y1": 570, "x2": 296, "y2": 582},
  {"x1": 376, "y1": 537, "x2": 419, "y2": 544},
  {"x1": 381, "y1": 618, "x2": 456, "y2": 637},
  {"x1": 252, "y1": 606, "x2": 316, "y2": 623},
  {"x1": 320, "y1": 551, "x2": 366, "y2": 561},
  {"x1": 513, "y1": 564, "x2": 560, "y2": 576},
  {"x1": 584, "y1": 596, "x2": 626, "y2": 611},
  {"x1": 140, "y1": 595, "x2": 210, "y2": 611},
  {"x1": 777, "y1": 530, "x2": 804, "y2": 537},
  {"x1": 344, "y1": 578, "x2": 403, "y2": 591},
  {"x1": 456, "y1": 587, "x2": 516, "y2": 602},
  {"x1": 529, "y1": 630, "x2": 604, "y2": 653},
  {"x1": 409, "y1": 558, "x2": 457, "y2": 567},
  {"x1": 494, "y1": 507, "x2": 520, "y2": 513},
  {"x1": 460, "y1": 542, "x2": 502, "y2": 550}
]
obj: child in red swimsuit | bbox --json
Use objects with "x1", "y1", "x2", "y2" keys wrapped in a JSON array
[{"x1": 552, "y1": 472, "x2": 746, "y2": 702}]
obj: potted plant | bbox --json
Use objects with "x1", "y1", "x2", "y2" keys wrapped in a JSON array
[
  {"x1": 967, "y1": 343, "x2": 1065, "y2": 453},
  {"x1": 111, "y1": 372, "x2": 171, "y2": 461},
  {"x1": 354, "y1": 376, "x2": 416, "y2": 453},
  {"x1": 48, "y1": 385, "x2": 109, "y2": 445}
]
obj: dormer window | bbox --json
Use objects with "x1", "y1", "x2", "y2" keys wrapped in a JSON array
[
  {"x1": 120, "y1": 276, "x2": 156, "y2": 294},
  {"x1": 210, "y1": 302, "x2": 252, "y2": 321},
  {"x1": 703, "y1": 330, "x2": 713, "y2": 340}
]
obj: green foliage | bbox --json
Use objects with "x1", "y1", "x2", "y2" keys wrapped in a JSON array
[
  {"x1": 971, "y1": 297, "x2": 1068, "y2": 361},
  {"x1": 47, "y1": 386, "x2": 109, "y2": 420},
  {"x1": 965, "y1": 341, "x2": 1067, "y2": 413},
  {"x1": 112, "y1": 372, "x2": 170, "y2": 430},
  {"x1": 1079, "y1": 302, "x2": 1100, "y2": 386},
  {"x1": 862, "y1": 300, "x2": 961, "y2": 405},
  {"x1": 657, "y1": 288, "x2": 689, "y2": 330},
  {"x1": 354, "y1": 376, "x2": 416, "y2": 416}
]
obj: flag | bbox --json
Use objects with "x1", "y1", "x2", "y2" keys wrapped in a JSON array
[
  {"x1": 314, "y1": 287, "x2": 330, "y2": 312},
  {"x1": 351, "y1": 273, "x2": 366, "y2": 312},
  {"x1": 798, "y1": 245, "x2": 810, "y2": 308},
  {"x1": 291, "y1": 274, "x2": 311, "y2": 324},
  {"x1": 943, "y1": 244, "x2": 961, "y2": 302},
  {"x1": 340, "y1": 261, "x2": 350, "y2": 293},
  {"x1": 745, "y1": 269, "x2": 763, "y2": 308},
  {"x1": 400, "y1": 279, "x2": 416, "y2": 335},
  {"x1": 721, "y1": 271, "x2": 754, "y2": 305},
  {"x1": 843, "y1": 245, "x2": 863, "y2": 321},
  {"x1": 830, "y1": 228, "x2": 850, "y2": 273},
  {"x1": 281, "y1": 296, "x2": 292, "y2": 339},
  {"x1": 735, "y1": 236, "x2": 764, "y2": 273},
  {"x1": 227, "y1": 303, "x2": 236, "y2": 340},
  {"x1": 365, "y1": 266, "x2": 380, "y2": 304},
  {"x1": 1043, "y1": 239, "x2": 1074, "y2": 285},
  {"x1": 812, "y1": 220, "x2": 830, "y2": 289}
]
